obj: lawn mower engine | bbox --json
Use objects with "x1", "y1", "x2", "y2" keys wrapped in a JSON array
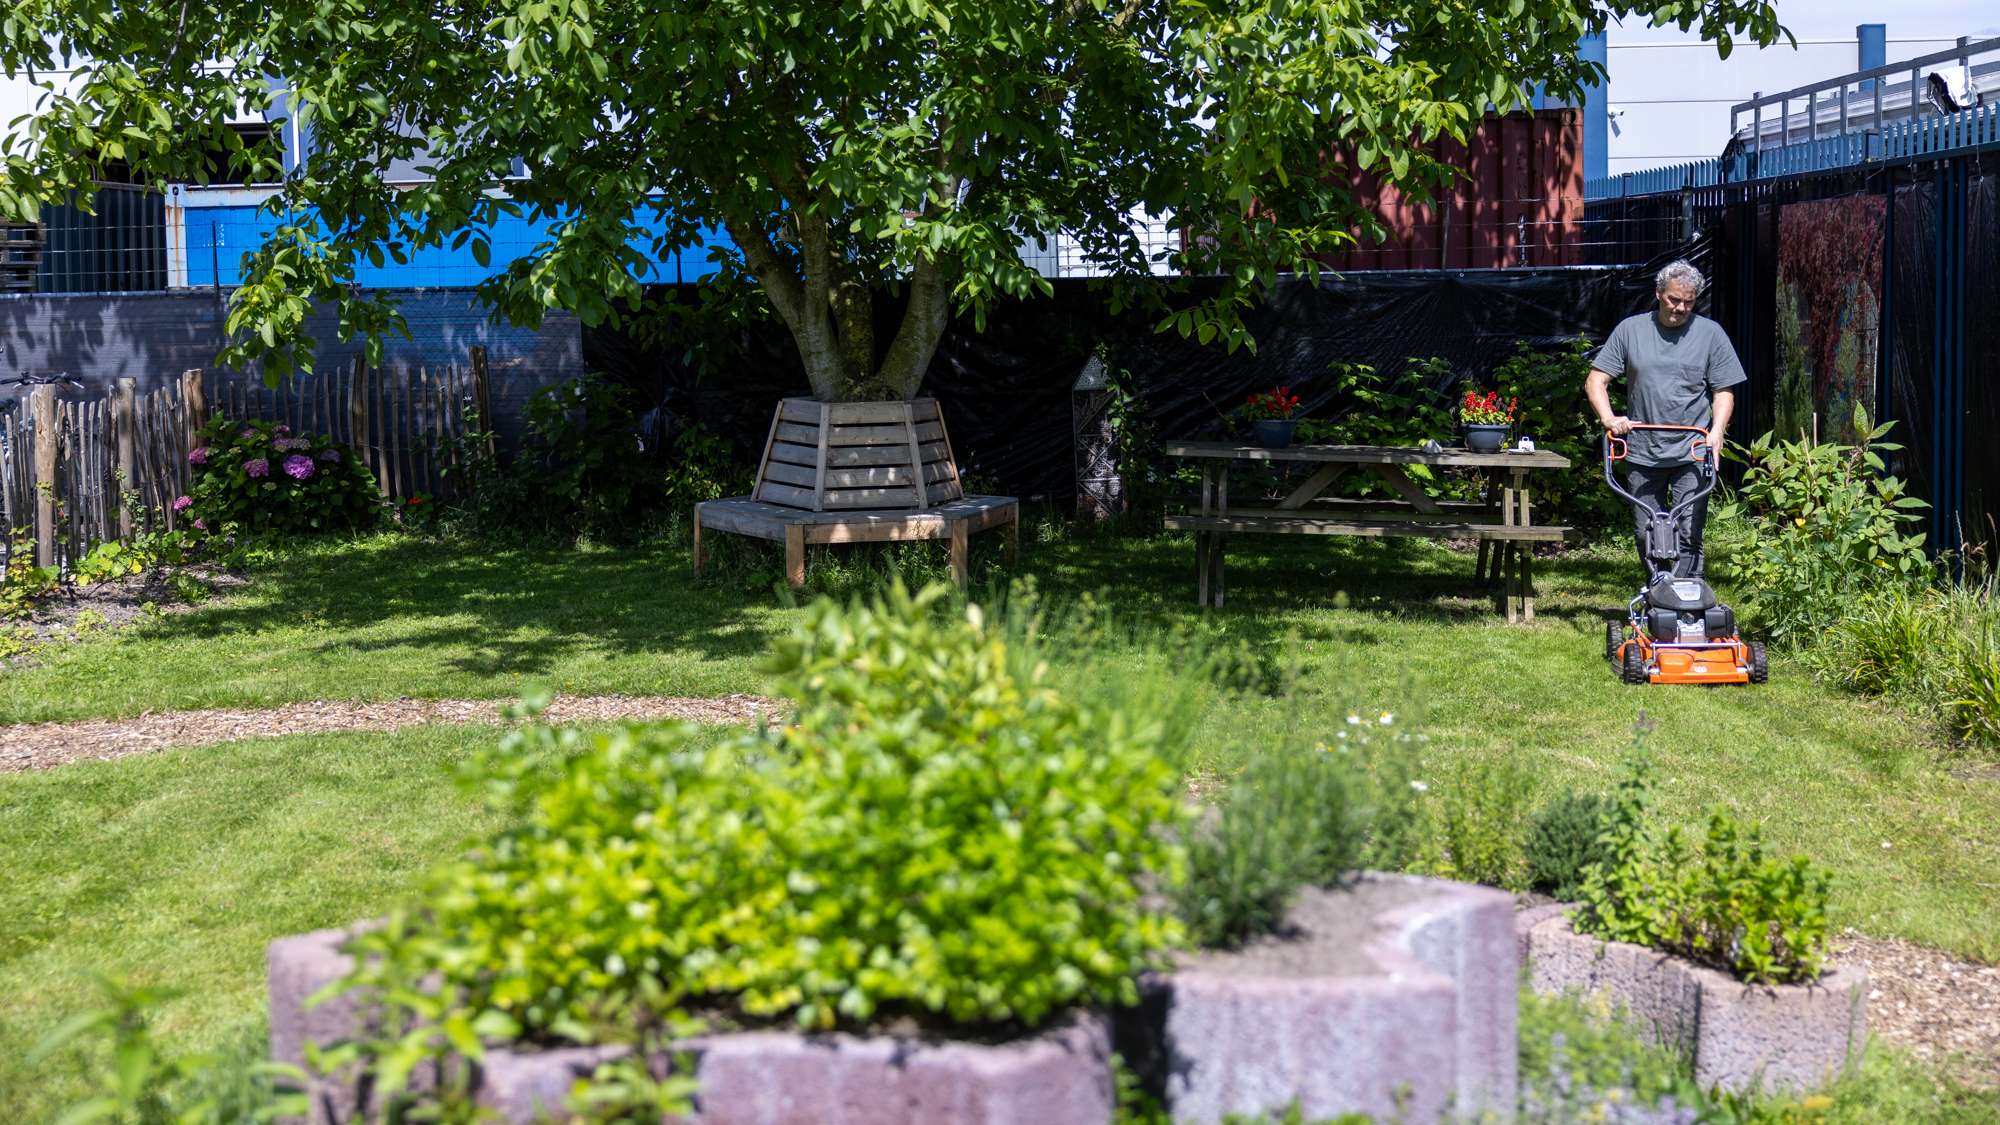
[{"x1": 1602, "y1": 425, "x2": 1767, "y2": 686}]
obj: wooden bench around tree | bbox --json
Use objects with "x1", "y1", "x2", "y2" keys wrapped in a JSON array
[
  {"x1": 694, "y1": 495, "x2": 1020, "y2": 590},
  {"x1": 1161, "y1": 441, "x2": 1572, "y2": 622}
]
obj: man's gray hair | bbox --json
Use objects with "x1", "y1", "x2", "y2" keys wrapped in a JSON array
[{"x1": 1655, "y1": 259, "x2": 1706, "y2": 294}]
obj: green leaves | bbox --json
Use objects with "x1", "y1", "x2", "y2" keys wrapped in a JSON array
[
  {"x1": 1724, "y1": 422, "x2": 1932, "y2": 642},
  {"x1": 3, "y1": 0, "x2": 1786, "y2": 398}
]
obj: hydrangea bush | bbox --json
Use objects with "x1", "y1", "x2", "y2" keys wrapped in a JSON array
[{"x1": 183, "y1": 416, "x2": 380, "y2": 538}]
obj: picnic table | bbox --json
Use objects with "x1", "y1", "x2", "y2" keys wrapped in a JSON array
[{"x1": 1161, "y1": 441, "x2": 1573, "y2": 622}]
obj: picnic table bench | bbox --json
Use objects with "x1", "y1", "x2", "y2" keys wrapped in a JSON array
[{"x1": 1161, "y1": 441, "x2": 1572, "y2": 622}]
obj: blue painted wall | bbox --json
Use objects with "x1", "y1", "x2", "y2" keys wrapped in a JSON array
[
  {"x1": 182, "y1": 202, "x2": 731, "y2": 289},
  {"x1": 1579, "y1": 32, "x2": 1609, "y2": 187}
]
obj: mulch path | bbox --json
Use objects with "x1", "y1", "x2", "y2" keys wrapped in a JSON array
[
  {"x1": 1834, "y1": 929, "x2": 2000, "y2": 1087},
  {"x1": 0, "y1": 693, "x2": 781, "y2": 772}
]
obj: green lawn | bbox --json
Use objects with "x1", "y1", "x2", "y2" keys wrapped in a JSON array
[
  {"x1": 0, "y1": 536, "x2": 783, "y2": 723},
  {"x1": 3, "y1": 525, "x2": 1995, "y2": 1116},
  {"x1": 0, "y1": 726, "x2": 506, "y2": 1119}
]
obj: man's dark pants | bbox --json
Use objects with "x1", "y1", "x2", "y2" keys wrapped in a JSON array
[{"x1": 1624, "y1": 461, "x2": 1707, "y2": 578}]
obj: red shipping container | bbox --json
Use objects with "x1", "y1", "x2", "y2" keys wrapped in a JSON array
[{"x1": 1321, "y1": 108, "x2": 1583, "y2": 271}]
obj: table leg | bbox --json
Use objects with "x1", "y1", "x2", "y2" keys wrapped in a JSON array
[
  {"x1": 950, "y1": 521, "x2": 970, "y2": 589},
  {"x1": 1522, "y1": 548, "x2": 1536, "y2": 624},
  {"x1": 692, "y1": 506, "x2": 705, "y2": 576},
  {"x1": 1504, "y1": 544, "x2": 1519, "y2": 625},
  {"x1": 1210, "y1": 532, "x2": 1226, "y2": 608},
  {"x1": 1475, "y1": 539, "x2": 1490, "y2": 583},
  {"x1": 785, "y1": 523, "x2": 806, "y2": 590},
  {"x1": 1197, "y1": 531, "x2": 1211, "y2": 607}
]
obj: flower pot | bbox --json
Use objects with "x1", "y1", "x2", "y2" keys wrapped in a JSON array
[
  {"x1": 1462, "y1": 423, "x2": 1509, "y2": 453},
  {"x1": 1249, "y1": 419, "x2": 1297, "y2": 449}
]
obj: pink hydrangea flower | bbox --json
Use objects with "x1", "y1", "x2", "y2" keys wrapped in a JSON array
[
  {"x1": 240, "y1": 427, "x2": 257, "y2": 440},
  {"x1": 172, "y1": 495, "x2": 193, "y2": 512},
  {"x1": 193, "y1": 519, "x2": 206, "y2": 531},
  {"x1": 276, "y1": 424, "x2": 291, "y2": 434},
  {"x1": 187, "y1": 446, "x2": 209, "y2": 465},
  {"x1": 273, "y1": 437, "x2": 305, "y2": 452},
  {"x1": 282, "y1": 454, "x2": 315, "y2": 481},
  {"x1": 244, "y1": 457, "x2": 269, "y2": 478}
]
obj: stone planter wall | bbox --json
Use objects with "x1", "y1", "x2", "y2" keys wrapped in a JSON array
[
  {"x1": 268, "y1": 926, "x2": 1114, "y2": 1125},
  {"x1": 1116, "y1": 874, "x2": 1519, "y2": 1125},
  {"x1": 1515, "y1": 905, "x2": 1868, "y2": 1095},
  {"x1": 270, "y1": 876, "x2": 1523, "y2": 1125}
]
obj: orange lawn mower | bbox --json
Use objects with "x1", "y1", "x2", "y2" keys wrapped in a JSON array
[{"x1": 1603, "y1": 424, "x2": 1767, "y2": 686}]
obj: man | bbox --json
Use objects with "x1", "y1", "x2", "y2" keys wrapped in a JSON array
[{"x1": 1585, "y1": 260, "x2": 1746, "y2": 579}]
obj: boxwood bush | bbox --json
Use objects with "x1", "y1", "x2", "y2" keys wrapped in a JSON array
[{"x1": 336, "y1": 583, "x2": 1188, "y2": 1101}]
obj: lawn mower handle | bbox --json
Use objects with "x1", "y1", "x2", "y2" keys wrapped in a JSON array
[{"x1": 1602, "y1": 424, "x2": 1716, "y2": 516}]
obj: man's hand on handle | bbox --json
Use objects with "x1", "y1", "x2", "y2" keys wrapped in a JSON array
[{"x1": 1603, "y1": 416, "x2": 1634, "y2": 437}]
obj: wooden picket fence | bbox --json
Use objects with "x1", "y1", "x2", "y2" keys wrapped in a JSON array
[{"x1": 0, "y1": 348, "x2": 490, "y2": 574}]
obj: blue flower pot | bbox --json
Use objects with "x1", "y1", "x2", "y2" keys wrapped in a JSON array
[
  {"x1": 1250, "y1": 419, "x2": 1297, "y2": 449},
  {"x1": 1462, "y1": 424, "x2": 1509, "y2": 453}
]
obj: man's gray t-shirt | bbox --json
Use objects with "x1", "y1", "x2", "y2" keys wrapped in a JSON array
[{"x1": 1592, "y1": 312, "x2": 1746, "y2": 466}]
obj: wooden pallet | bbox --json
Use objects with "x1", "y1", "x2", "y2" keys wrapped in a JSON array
[
  {"x1": 0, "y1": 223, "x2": 44, "y2": 293},
  {"x1": 695, "y1": 495, "x2": 1019, "y2": 589},
  {"x1": 751, "y1": 397, "x2": 965, "y2": 511}
]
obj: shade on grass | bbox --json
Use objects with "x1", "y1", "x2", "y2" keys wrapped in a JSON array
[{"x1": 3, "y1": 526, "x2": 1996, "y2": 1116}]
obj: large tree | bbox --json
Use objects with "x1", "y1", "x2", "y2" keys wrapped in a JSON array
[{"x1": 3, "y1": 1, "x2": 1784, "y2": 401}]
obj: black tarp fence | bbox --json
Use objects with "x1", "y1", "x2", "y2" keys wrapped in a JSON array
[
  {"x1": 1686, "y1": 145, "x2": 1998, "y2": 556},
  {"x1": 586, "y1": 255, "x2": 1697, "y2": 502}
]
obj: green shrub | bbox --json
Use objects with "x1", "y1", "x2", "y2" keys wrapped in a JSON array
[
  {"x1": 1490, "y1": 339, "x2": 1630, "y2": 530},
  {"x1": 185, "y1": 416, "x2": 381, "y2": 539},
  {"x1": 1575, "y1": 755, "x2": 1832, "y2": 986},
  {"x1": 1174, "y1": 743, "x2": 1363, "y2": 947},
  {"x1": 1525, "y1": 790, "x2": 1613, "y2": 902},
  {"x1": 446, "y1": 374, "x2": 752, "y2": 542},
  {"x1": 333, "y1": 583, "x2": 1188, "y2": 1108},
  {"x1": 1408, "y1": 753, "x2": 1536, "y2": 891},
  {"x1": 1719, "y1": 417, "x2": 1931, "y2": 643}
]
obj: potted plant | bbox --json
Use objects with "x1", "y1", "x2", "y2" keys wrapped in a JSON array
[
  {"x1": 1241, "y1": 386, "x2": 1302, "y2": 449},
  {"x1": 1459, "y1": 389, "x2": 1516, "y2": 453}
]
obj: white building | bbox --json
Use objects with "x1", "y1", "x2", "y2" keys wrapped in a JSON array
[{"x1": 1599, "y1": 6, "x2": 2000, "y2": 178}]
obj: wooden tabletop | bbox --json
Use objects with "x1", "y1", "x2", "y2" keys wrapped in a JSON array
[{"x1": 1163, "y1": 441, "x2": 1572, "y2": 470}]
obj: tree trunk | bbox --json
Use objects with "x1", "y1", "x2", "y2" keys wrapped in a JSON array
[{"x1": 729, "y1": 215, "x2": 956, "y2": 403}]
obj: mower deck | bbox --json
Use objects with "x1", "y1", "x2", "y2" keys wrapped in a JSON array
[{"x1": 1612, "y1": 633, "x2": 1760, "y2": 686}]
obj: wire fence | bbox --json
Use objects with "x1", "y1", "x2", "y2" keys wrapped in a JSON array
[{"x1": 4, "y1": 199, "x2": 1716, "y2": 294}]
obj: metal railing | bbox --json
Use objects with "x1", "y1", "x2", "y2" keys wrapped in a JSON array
[{"x1": 1730, "y1": 35, "x2": 2000, "y2": 154}]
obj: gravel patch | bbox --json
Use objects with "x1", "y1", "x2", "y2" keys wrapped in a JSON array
[
  {"x1": 1836, "y1": 929, "x2": 2000, "y2": 1087},
  {"x1": 0, "y1": 693, "x2": 781, "y2": 772}
]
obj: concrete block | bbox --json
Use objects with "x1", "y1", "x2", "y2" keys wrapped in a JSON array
[
  {"x1": 1121, "y1": 873, "x2": 1519, "y2": 1124},
  {"x1": 1523, "y1": 911, "x2": 1867, "y2": 1095},
  {"x1": 1691, "y1": 963, "x2": 1868, "y2": 1094}
]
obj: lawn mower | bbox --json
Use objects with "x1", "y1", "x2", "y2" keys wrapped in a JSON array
[{"x1": 1604, "y1": 424, "x2": 1766, "y2": 686}]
